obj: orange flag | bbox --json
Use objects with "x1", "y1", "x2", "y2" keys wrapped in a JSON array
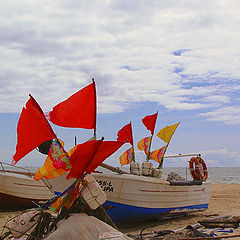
[
  {"x1": 13, "y1": 95, "x2": 56, "y2": 164},
  {"x1": 119, "y1": 147, "x2": 134, "y2": 166},
  {"x1": 150, "y1": 145, "x2": 167, "y2": 164},
  {"x1": 137, "y1": 136, "x2": 152, "y2": 156},
  {"x1": 49, "y1": 81, "x2": 96, "y2": 129},
  {"x1": 34, "y1": 139, "x2": 72, "y2": 180}
]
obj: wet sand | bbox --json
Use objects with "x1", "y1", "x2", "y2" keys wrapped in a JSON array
[{"x1": 1, "y1": 184, "x2": 240, "y2": 235}]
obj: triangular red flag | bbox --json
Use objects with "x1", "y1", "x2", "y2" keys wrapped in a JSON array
[
  {"x1": 13, "y1": 96, "x2": 56, "y2": 164},
  {"x1": 86, "y1": 141, "x2": 124, "y2": 173},
  {"x1": 49, "y1": 81, "x2": 96, "y2": 129},
  {"x1": 142, "y1": 112, "x2": 158, "y2": 135},
  {"x1": 67, "y1": 140, "x2": 124, "y2": 179},
  {"x1": 117, "y1": 122, "x2": 133, "y2": 145}
]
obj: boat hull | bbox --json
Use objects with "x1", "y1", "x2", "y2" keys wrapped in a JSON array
[
  {"x1": 0, "y1": 171, "x2": 54, "y2": 210},
  {"x1": 93, "y1": 173, "x2": 210, "y2": 223},
  {"x1": 48, "y1": 173, "x2": 210, "y2": 223}
]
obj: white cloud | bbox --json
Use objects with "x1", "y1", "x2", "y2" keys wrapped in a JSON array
[
  {"x1": 200, "y1": 106, "x2": 240, "y2": 124},
  {"x1": 0, "y1": 0, "x2": 239, "y2": 126}
]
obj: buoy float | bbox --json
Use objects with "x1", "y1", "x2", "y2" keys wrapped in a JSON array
[{"x1": 189, "y1": 156, "x2": 208, "y2": 181}]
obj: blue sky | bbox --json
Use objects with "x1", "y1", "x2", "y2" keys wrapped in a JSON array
[{"x1": 1, "y1": 0, "x2": 240, "y2": 168}]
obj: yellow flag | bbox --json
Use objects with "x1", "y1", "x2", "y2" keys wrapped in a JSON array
[{"x1": 156, "y1": 122, "x2": 180, "y2": 144}]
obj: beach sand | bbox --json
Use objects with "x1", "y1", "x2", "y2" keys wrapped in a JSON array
[{"x1": 0, "y1": 183, "x2": 240, "y2": 236}]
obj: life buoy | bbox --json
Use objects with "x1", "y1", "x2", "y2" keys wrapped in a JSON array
[{"x1": 189, "y1": 156, "x2": 208, "y2": 181}]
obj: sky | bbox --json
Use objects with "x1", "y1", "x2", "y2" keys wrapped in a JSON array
[{"x1": 1, "y1": 0, "x2": 240, "y2": 168}]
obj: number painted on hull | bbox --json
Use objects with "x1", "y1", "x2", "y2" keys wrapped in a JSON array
[{"x1": 96, "y1": 180, "x2": 114, "y2": 192}]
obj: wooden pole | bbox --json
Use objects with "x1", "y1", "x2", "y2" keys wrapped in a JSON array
[
  {"x1": 163, "y1": 153, "x2": 201, "y2": 159},
  {"x1": 92, "y1": 78, "x2": 97, "y2": 139},
  {"x1": 130, "y1": 121, "x2": 136, "y2": 162},
  {"x1": 100, "y1": 162, "x2": 129, "y2": 174},
  {"x1": 158, "y1": 121, "x2": 180, "y2": 168},
  {"x1": 146, "y1": 111, "x2": 158, "y2": 161}
]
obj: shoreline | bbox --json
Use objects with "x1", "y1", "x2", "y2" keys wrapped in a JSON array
[{"x1": 1, "y1": 183, "x2": 240, "y2": 235}]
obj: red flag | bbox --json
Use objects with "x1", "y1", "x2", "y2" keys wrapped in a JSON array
[
  {"x1": 49, "y1": 81, "x2": 96, "y2": 129},
  {"x1": 13, "y1": 96, "x2": 56, "y2": 164},
  {"x1": 67, "y1": 140, "x2": 124, "y2": 179},
  {"x1": 117, "y1": 122, "x2": 133, "y2": 145},
  {"x1": 27, "y1": 95, "x2": 55, "y2": 134},
  {"x1": 142, "y1": 112, "x2": 158, "y2": 135}
]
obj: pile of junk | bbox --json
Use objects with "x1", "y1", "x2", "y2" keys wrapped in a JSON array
[{"x1": 0, "y1": 174, "x2": 132, "y2": 240}]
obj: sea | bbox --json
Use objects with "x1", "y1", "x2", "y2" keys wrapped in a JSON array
[
  {"x1": 2, "y1": 164, "x2": 240, "y2": 184},
  {"x1": 97, "y1": 166, "x2": 240, "y2": 184},
  {"x1": 161, "y1": 167, "x2": 240, "y2": 184}
]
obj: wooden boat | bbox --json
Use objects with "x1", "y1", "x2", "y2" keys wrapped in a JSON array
[
  {"x1": 0, "y1": 162, "x2": 54, "y2": 210},
  {"x1": 47, "y1": 167, "x2": 210, "y2": 223},
  {"x1": 93, "y1": 173, "x2": 210, "y2": 223},
  {"x1": 8, "y1": 82, "x2": 210, "y2": 222}
]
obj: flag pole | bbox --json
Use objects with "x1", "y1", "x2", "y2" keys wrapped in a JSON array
[
  {"x1": 146, "y1": 111, "x2": 158, "y2": 162},
  {"x1": 146, "y1": 134, "x2": 153, "y2": 161},
  {"x1": 83, "y1": 137, "x2": 104, "y2": 174},
  {"x1": 130, "y1": 121, "x2": 136, "y2": 162},
  {"x1": 158, "y1": 121, "x2": 180, "y2": 168},
  {"x1": 92, "y1": 78, "x2": 97, "y2": 139}
]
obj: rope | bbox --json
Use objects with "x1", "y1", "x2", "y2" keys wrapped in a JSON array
[
  {"x1": 81, "y1": 180, "x2": 118, "y2": 229},
  {"x1": 27, "y1": 212, "x2": 57, "y2": 240}
]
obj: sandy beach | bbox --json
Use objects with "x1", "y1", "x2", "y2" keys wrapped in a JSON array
[{"x1": 0, "y1": 183, "x2": 240, "y2": 236}]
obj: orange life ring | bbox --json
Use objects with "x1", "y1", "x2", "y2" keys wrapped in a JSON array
[{"x1": 189, "y1": 156, "x2": 208, "y2": 181}]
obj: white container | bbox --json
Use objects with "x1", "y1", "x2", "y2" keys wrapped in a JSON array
[
  {"x1": 152, "y1": 168, "x2": 162, "y2": 178},
  {"x1": 141, "y1": 161, "x2": 153, "y2": 176},
  {"x1": 130, "y1": 162, "x2": 140, "y2": 175},
  {"x1": 80, "y1": 174, "x2": 107, "y2": 210}
]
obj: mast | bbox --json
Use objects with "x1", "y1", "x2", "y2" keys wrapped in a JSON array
[
  {"x1": 146, "y1": 111, "x2": 158, "y2": 161},
  {"x1": 130, "y1": 121, "x2": 136, "y2": 162},
  {"x1": 92, "y1": 78, "x2": 97, "y2": 139},
  {"x1": 158, "y1": 121, "x2": 180, "y2": 168}
]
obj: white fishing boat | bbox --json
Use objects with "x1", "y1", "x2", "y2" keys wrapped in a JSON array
[
  {"x1": 46, "y1": 158, "x2": 210, "y2": 223},
  {"x1": 93, "y1": 172, "x2": 210, "y2": 223},
  {"x1": 8, "y1": 80, "x2": 211, "y2": 223},
  {"x1": 0, "y1": 162, "x2": 54, "y2": 210}
]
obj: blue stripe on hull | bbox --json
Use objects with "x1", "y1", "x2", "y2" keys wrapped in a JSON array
[{"x1": 104, "y1": 201, "x2": 208, "y2": 223}]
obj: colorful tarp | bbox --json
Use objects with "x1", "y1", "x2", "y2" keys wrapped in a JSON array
[
  {"x1": 34, "y1": 139, "x2": 71, "y2": 180},
  {"x1": 13, "y1": 95, "x2": 56, "y2": 164},
  {"x1": 119, "y1": 147, "x2": 134, "y2": 166},
  {"x1": 49, "y1": 81, "x2": 96, "y2": 129}
]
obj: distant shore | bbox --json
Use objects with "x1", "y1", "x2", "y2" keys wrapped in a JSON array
[{"x1": 1, "y1": 183, "x2": 240, "y2": 235}]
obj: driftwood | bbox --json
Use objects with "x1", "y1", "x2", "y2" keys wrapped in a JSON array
[{"x1": 198, "y1": 216, "x2": 240, "y2": 229}]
